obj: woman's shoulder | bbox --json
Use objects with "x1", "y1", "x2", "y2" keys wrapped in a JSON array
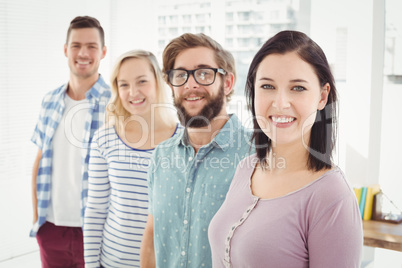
[
  {"x1": 157, "y1": 123, "x2": 183, "y2": 147},
  {"x1": 172, "y1": 123, "x2": 183, "y2": 137},
  {"x1": 316, "y1": 167, "x2": 351, "y2": 191},
  {"x1": 231, "y1": 154, "x2": 259, "y2": 182},
  {"x1": 237, "y1": 153, "x2": 258, "y2": 167},
  {"x1": 305, "y1": 168, "x2": 361, "y2": 234},
  {"x1": 92, "y1": 127, "x2": 118, "y2": 148},
  {"x1": 306, "y1": 167, "x2": 355, "y2": 205}
]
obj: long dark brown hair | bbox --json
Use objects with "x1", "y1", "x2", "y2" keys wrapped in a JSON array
[{"x1": 245, "y1": 30, "x2": 338, "y2": 171}]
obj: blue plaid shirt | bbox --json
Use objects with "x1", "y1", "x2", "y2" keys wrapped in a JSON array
[
  {"x1": 30, "y1": 75, "x2": 110, "y2": 237},
  {"x1": 148, "y1": 114, "x2": 254, "y2": 268}
]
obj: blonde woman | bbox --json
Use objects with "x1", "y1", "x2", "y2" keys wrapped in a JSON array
[{"x1": 83, "y1": 50, "x2": 179, "y2": 267}]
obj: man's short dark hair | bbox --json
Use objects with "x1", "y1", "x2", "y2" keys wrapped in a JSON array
[{"x1": 66, "y1": 16, "x2": 105, "y2": 47}]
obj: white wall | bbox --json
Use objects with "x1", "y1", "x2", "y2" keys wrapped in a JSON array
[
  {"x1": 310, "y1": 0, "x2": 402, "y2": 266},
  {"x1": 0, "y1": 0, "x2": 158, "y2": 262},
  {"x1": 1, "y1": 0, "x2": 401, "y2": 265}
]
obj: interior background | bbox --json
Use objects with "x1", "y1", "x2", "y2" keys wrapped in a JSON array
[{"x1": 0, "y1": 0, "x2": 401, "y2": 267}]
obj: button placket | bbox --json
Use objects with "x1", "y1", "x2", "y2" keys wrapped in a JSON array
[
  {"x1": 181, "y1": 146, "x2": 205, "y2": 265},
  {"x1": 223, "y1": 197, "x2": 259, "y2": 267},
  {"x1": 181, "y1": 148, "x2": 195, "y2": 264}
]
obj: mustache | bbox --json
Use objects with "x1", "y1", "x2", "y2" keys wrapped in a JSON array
[{"x1": 174, "y1": 91, "x2": 208, "y2": 99}]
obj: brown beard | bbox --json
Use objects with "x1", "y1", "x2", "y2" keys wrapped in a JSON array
[{"x1": 174, "y1": 84, "x2": 225, "y2": 128}]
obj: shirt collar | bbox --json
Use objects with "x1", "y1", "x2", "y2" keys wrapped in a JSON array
[
  {"x1": 85, "y1": 74, "x2": 108, "y2": 101},
  {"x1": 177, "y1": 114, "x2": 242, "y2": 152},
  {"x1": 58, "y1": 74, "x2": 108, "y2": 101}
]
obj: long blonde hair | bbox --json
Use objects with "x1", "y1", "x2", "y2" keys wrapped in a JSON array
[{"x1": 106, "y1": 50, "x2": 177, "y2": 134}]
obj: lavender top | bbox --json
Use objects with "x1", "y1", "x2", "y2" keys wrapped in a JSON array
[{"x1": 209, "y1": 154, "x2": 363, "y2": 268}]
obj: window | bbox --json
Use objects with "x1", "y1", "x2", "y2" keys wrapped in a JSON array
[
  {"x1": 238, "y1": 25, "x2": 251, "y2": 34},
  {"x1": 195, "y1": 26, "x2": 205, "y2": 32},
  {"x1": 182, "y1": 26, "x2": 191, "y2": 32},
  {"x1": 196, "y1": 14, "x2": 206, "y2": 23},
  {"x1": 158, "y1": 28, "x2": 166, "y2": 36},
  {"x1": 226, "y1": 12, "x2": 234, "y2": 22},
  {"x1": 158, "y1": 39, "x2": 166, "y2": 49},
  {"x1": 158, "y1": 16, "x2": 166, "y2": 25},
  {"x1": 238, "y1": 11, "x2": 250, "y2": 21},
  {"x1": 168, "y1": 27, "x2": 178, "y2": 35},
  {"x1": 270, "y1": 10, "x2": 280, "y2": 20},
  {"x1": 238, "y1": 37, "x2": 250, "y2": 47},
  {"x1": 169, "y1": 15, "x2": 178, "y2": 24},
  {"x1": 379, "y1": 0, "x2": 402, "y2": 219},
  {"x1": 226, "y1": 25, "x2": 234, "y2": 35},
  {"x1": 384, "y1": 2, "x2": 402, "y2": 77},
  {"x1": 225, "y1": 38, "x2": 234, "y2": 47},
  {"x1": 183, "y1": 14, "x2": 192, "y2": 24},
  {"x1": 253, "y1": 11, "x2": 264, "y2": 21},
  {"x1": 199, "y1": 2, "x2": 211, "y2": 8}
]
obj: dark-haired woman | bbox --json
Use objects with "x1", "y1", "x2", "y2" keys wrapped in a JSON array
[{"x1": 208, "y1": 31, "x2": 362, "y2": 268}]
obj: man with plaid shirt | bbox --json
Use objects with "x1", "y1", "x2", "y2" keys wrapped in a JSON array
[{"x1": 30, "y1": 16, "x2": 110, "y2": 268}]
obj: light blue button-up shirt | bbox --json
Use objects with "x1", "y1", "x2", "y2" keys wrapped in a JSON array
[
  {"x1": 30, "y1": 75, "x2": 110, "y2": 236},
  {"x1": 148, "y1": 114, "x2": 253, "y2": 267}
]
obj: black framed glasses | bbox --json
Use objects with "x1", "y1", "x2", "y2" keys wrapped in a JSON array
[{"x1": 166, "y1": 68, "x2": 226, "y2": 87}]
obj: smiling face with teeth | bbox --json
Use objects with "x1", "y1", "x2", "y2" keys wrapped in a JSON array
[
  {"x1": 117, "y1": 57, "x2": 157, "y2": 117},
  {"x1": 171, "y1": 47, "x2": 233, "y2": 128},
  {"x1": 254, "y1": 51, "x2": 330, "y2": 146},
  {"x1": 64, "y1": 28, "x2": 106, "y2": 81}
]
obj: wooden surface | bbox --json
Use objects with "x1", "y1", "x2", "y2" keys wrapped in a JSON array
[{"x1": 363, "y1": 220, "x2": 402, "y2": 252}]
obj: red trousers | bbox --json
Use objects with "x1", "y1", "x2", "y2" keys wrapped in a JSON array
[{"x1": 36, "y1": 221, "x2": 84, "y2": 268}]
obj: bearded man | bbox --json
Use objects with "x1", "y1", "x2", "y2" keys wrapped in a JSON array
[{"x1": 140, "y1": 33, "x2": 253, "y2": 268}]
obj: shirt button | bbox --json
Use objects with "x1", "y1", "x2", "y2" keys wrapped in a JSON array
[
  {"x1": 189, "y1": 156, "x2": 193, "y2": 161},
  {"x1": 184, "y1": 220, "x2": 188, "y2": 225},
  {"x1": 186, "y1": 188, "x2": 191, "y2": 193},
  {"x1": 181, "y1": 251, "x2": 186, "y2": 256}
]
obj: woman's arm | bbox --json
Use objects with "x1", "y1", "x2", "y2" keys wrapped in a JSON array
[
  {"x1": 83, "y1": 141, "x2": 111, "y2": 267},
  {"x1": 308, "y1": 192, "x2": 363, "y2": 268},
  {"x1": 140, "y1": 214, "x2": 155, "y2": 268}
]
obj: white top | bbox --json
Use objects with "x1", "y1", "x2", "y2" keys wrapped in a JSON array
[
  {"x1": 48, "y1": 94, "x2": 88, "y2": 226},
  {"x1": 84, "y1": 125, "x2": 179, "y2": 268}
]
